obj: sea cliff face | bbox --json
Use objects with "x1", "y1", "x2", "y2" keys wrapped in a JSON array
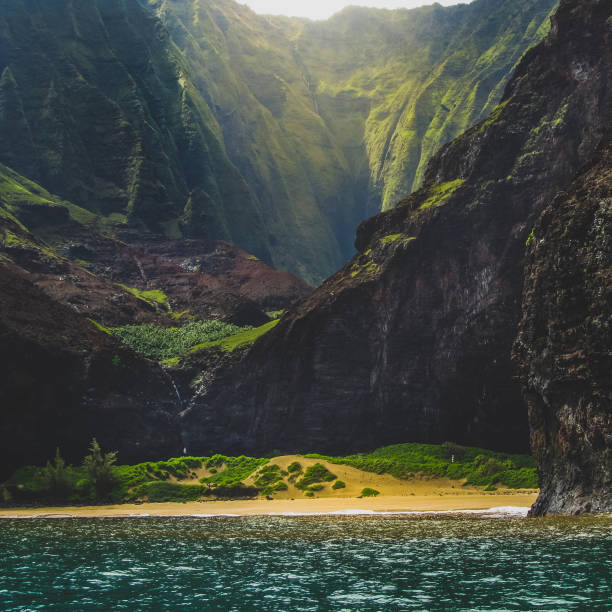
[
  {"x1": 514, "y1": 139, "x2": 611, "y2": 515},
  {"x1": 182, "y1": 0, "x2": 610, "y2": 515}
]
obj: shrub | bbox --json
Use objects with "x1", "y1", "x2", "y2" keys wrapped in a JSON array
[
  {"x1": 332, "y1": 480, "x2": 346, "y2": 490},
  {"x1": 200, "y1": 456, "x2": 269, "y2": 488},
  {"x1": 296, "y1": 463, "x2": 336, "y2": 489},
  {"x1": 254, "y1": 465, "x2": 283, "y2": 487},
  {"x1": 254, "y1": 464, "x2": 286, "y2": 494},
  {"x1": 496, "y1": 468, "x2": 539, "y2": 489},
  {"x1": 40, "y1": 449, "x2": 74, "y2": 499},
  {"x1": 212, "y1": 483, "x2": 259, "y2": 498},
  {"x1": 361, "y1": 488, "x2": 380, "y2": 497},
  {"x1": 133, "y1": 481, "x2": 207, "y2": 502},
  {"x1": 479, "y1": 457, "x2": 507, "y2": 477},
  {"x1": 287, "y1": 461, "x2": 302, "y2": 473},
  {"x1": 308, "y1": 484, "x2": 324, "y2": 491},
  {"x1": 304, "y1": 443, "x2": 538, "y2": 490},
  {"x1": 206, "y1": 455, "x2": 226, "y2": 469}
]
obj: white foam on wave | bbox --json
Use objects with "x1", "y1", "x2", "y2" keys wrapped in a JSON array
[
  {"x1": 186, "y1": 513, "x2": 241, "y2": 518},
  {"x1": 269, "y1": 506, "x2": 530, "y2": 518},
  {"x1": 1, "y1": 506, "x2": 530, "y2": 519}
]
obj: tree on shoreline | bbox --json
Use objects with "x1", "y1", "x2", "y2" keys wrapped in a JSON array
[{"x1": 83, "y1": 439, "x2": 118, "y2": 498}]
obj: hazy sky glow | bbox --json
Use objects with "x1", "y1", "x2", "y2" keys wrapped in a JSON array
[{"x1": 242, "y1": 1, "x2": 466, "y2": 21}]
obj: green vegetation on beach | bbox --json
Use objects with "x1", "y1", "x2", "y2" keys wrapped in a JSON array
[
  {"x1": 2, "y1": 442, "x2": 538, "y2": 506},
  {"x1": 304, "y1": 442, "x2": 538, "y2": 490}
]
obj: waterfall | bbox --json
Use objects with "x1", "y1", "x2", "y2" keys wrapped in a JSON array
[{"x1": 170, "y1": 378, "x2": 182, "y2": 405}]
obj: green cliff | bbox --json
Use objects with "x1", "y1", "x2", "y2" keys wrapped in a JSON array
[{"x1": 0, "y1": 0, "x2": 556, "y2": 283}]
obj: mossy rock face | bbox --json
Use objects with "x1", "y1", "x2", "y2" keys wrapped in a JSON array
[{"x1": 0, "y1": 0, "x2": 556, "y2": 283}]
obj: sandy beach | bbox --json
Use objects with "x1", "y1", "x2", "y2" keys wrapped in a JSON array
[{"x1": 0, "y1": 493, "x2": 538, "y2": 518}]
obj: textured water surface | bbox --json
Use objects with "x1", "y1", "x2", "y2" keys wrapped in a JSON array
[{"x1": 1, "y1": 514, "x2": 610, "y2": 610}]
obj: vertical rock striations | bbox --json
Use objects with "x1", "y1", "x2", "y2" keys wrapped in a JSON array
[
  {"x1": 514, "y1": 140, "x2": 611, "y2": 515},
  {"x1": 0, "y1": 0, "x2": 556, "y2": 283},
  {"x1": 0, "y1": 0, "x2": 271, "y2": 261}
]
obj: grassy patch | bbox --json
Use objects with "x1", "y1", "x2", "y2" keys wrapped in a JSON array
[
  {"x1": 189, "y1": 319, "x2": 279, "y2": 354},
  {"x1": 117, "y1": 284, "x2": 170, "y2": 308},
  {"x1": 350, "y1": 260, "x2": 381, "y2": 279},
  {"x1": 88, "y1": 319, "x2": 112, "y2": 335},
  {"x1": 419, "y1": 179, "x2": 465, "y2": 210},
  {"x1": 266, "y1": 310, "x2": 285, "y2": 320},
  {"x1": 380, "y1": 233, "x2": 403, "y2": 245}
]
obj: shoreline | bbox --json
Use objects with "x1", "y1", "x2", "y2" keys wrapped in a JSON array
[{"x1": 0, "y1": 493, "x2": 538, "y2": 519}]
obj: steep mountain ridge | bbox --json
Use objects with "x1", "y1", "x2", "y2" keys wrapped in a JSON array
[
  {"x1": 0, "y1": 0, "x2": 271, "y2": 259},
  {"x1": 0, "y1": 0, "x2": 556, "y2": 282},
  {"x1": 0, "y1": 162, "x2": 309, "y2": 326},
  {"x1": 180, "y1": 0, "x2": 610, "y2": 516}
]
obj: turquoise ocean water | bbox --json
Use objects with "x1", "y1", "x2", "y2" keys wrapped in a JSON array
[{"x1": 1, "y1": 513, "x2": 610, "y2": 610}]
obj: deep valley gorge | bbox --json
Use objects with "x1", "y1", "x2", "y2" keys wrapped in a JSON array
[{"x1": 0, "y1": 0, "x2": 610, "y2": 517}]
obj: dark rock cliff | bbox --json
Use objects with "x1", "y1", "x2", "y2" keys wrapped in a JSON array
[
  {"x1": 514, "y1": 138, "x2": 611, "y2": 515},
  {"x1": 182, "y1": 0, "x2": 610, "y2": 498},
  {"x1": 0, "y1": 265, "x2": 182, "y2": 479}
]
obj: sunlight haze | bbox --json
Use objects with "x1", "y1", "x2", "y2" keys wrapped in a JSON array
[{"x1": 242, "y1": 1, "x2": 467, "y2": 21}]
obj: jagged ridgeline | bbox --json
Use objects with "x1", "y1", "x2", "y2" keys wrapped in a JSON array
[{"x1": 0, "y1": 0, "x2": 556, "y2": 283}]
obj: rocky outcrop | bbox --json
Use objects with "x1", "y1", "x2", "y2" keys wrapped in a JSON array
[
  {"x1": 514, "y1": 139, "x2": 611, "y2": 515},
  {"x1": 182, "y1": 0, "x2": 610, "y2": 492}
]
